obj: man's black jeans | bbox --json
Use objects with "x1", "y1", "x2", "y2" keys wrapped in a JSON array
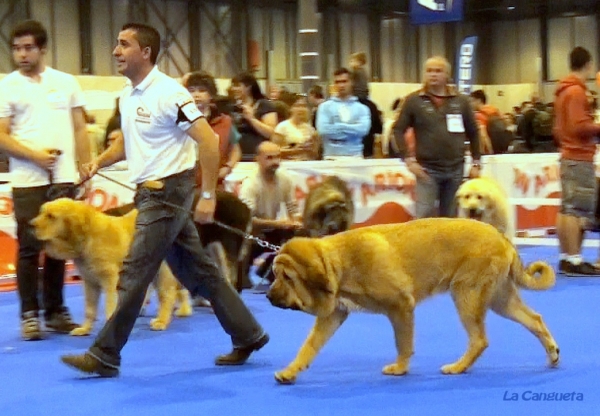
[{"x1": 13, "y1": 184, "x2": 75, "y2": 319}]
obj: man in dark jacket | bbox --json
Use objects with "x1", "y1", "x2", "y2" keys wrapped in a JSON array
[{"x1": 393, "y1": 56, "x2": 481, "y2": 218}]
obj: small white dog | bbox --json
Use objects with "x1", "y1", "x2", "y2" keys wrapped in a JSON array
[{"x1": 456, "y1": 176, "x2": 514, "y2": 242}]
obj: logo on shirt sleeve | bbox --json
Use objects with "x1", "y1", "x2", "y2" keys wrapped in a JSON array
[{"x1": 175, "y1": 93, "x2": 203, "y2": 125}]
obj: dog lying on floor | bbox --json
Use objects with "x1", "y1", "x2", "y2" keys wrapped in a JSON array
[
  {"x1": 456, "y1": 176, "x2": 513, "y2": 241},
  {"x1": 267, "y1": 218, "x2": 559, "y2": 384},
  {"x1": 30, "y1": 198, "x2": 190, "y2": 335}
]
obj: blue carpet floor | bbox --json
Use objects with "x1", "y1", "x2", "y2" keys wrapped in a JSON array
[{"x1": 1, "y1": 245, "x2": 599, "y2": 416}]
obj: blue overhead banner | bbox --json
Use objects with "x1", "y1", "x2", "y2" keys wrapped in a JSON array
[
  {"x1": 409, "y1": 0, "x2": 464, "y2": 25},
  {"x1": 455, "y1": 36, "x2": 478, "y2": 95}
]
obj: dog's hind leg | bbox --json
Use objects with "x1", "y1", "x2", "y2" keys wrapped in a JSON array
[
  {"x1": 70, "y1": 282, "x2": 101, "y2": 336},
  {"x1": 275, "y1": 307, "x2": 349, "y2": 385},
  {"x1": 442, "y1": 280, "x2": 493, "y2": 375},
  {"x1": 382, "y1": 295, "x2": 416, "y2": 376},
  {"x1": 490, "y1": 282, "x2": 559, "y2": 368},
  {"x1": 174, "y1": 285, "x2": 193, "y2": 317},
  {"x1": 150, "y1": 263, "x2": 178, "y2": 331},
  {"x1": 101, "y1": 268, "x2": 120, "y2": 321}
]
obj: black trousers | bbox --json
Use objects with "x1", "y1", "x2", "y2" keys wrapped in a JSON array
[{"x1": 12, "y1": 184, "x2": 75, "y2": 318}]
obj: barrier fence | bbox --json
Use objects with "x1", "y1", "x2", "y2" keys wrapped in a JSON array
[{"x1": 0, "y1": 153, "x2": 589, "y2": 288}]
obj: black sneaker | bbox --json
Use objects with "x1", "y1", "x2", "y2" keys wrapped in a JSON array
[
  {"x1": 563, "y1": 262, "x2": 600, "y2": 277},
  {"x1": 558, "y1": 260, "x2": 568, "y2": 274},
  {"x1": 45, "y1": 307, "x2": 79, "y2": 333}
]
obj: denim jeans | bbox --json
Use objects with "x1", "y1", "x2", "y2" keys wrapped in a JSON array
[
  {"x1": 89, "y1": 169, "x2": 265, "y2": 368},
  {"x1": 415, "y1": 165, "x2": 464, "y2": 218},
  {"x1": 12, "y1": 184, "x2": 75, "y2": 319},
  {"x1": 560, "y1": 159, "x2": 596, "y2": 224}
]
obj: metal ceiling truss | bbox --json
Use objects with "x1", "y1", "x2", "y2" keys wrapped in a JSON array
[
  {"x1": 121, "y1": 0, "x2": 246, "y2": 77},
  {"x1": 198, "y1": 0, "x2": 245, "y2": 75},
  {"x1": 125, "y1": 0, "x2": 190, "y2": 76}
]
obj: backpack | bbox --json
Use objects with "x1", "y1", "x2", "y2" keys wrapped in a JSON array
[
  {"x1": 532, "y1": 107, "x2": 554, "y2": 138},
  {"x1": 486, "y1": 115, "x2": 513, "y2": 154}
]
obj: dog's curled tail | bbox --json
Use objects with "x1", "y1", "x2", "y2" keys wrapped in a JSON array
[{"x1": 510, "y1": 252, "x2": 556, "y2": 290}]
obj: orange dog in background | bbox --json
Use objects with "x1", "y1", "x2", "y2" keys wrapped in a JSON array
[{"x1": 31, "y1": 198, "x2": 192, "y2": 336}]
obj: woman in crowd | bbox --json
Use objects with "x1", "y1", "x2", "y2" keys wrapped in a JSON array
[
  {"x1": 230, "y1": 73, "x2": 278, "y2": 161},
  {"x1": 272, "y1": 97, "x2": 319, "y2": 161}
]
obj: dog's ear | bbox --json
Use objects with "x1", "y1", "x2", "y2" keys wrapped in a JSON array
[
  {"x1": 300, "y1": 241, "x2": 338, "y2": 295},
  {"x1": 272, "y1": 253, "x2": 293, "y2": 280},
  {"x1": 61, "y1": 205, "x2": 90, "y2": 244}
]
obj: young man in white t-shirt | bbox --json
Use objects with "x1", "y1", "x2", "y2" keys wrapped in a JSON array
[
  {"x1": 0, "y1": 20, "x2": 91, "y2": 340},
  {"x1": 61, "y1": 23, "x2": 267, "y2": 378}
]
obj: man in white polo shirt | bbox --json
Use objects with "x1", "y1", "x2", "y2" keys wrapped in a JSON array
[
  {"x1": 0, "y1": 20, "x2": 91, "y2": 341},
  {"x1": 61, "y1": 23, "x2": 268, "y2": 377}
]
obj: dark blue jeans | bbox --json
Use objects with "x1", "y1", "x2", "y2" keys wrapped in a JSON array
[
  {"x1": 89, "y1": 169, "x2": 265, "y2": 368},
  {"x1": 415, "y1": 164, "x2": 464, "y2": 218}
]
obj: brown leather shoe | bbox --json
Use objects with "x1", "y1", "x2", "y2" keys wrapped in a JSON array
[
  {"x1": 215, "y1": 333, "x2": 269, "y2": 366},
  {"x1": 60, "y1": 353, "x2": 119, "y2": 378}
]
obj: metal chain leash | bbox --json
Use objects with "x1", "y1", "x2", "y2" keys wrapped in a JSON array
[{"x1": 93, "y1": 171, "x2": 282, "y2": 252}]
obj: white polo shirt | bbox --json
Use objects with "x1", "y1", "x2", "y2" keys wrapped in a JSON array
[
  {"x1": 119, "y1": 66, "x2": 203, "y2": 184},
  {"x1": 0, "y1": 67, "x2": 85, "y2": 187}
]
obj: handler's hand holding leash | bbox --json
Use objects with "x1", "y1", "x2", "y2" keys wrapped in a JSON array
[
  {"x1": 35, "y1": 148, "x2": 60, "y2": 171},
  {"x1": 194, "y1": 196, "x2": 215, "y2": 224},
  {"x1": 80, "y1": 160, "x2": 99, "y2": 181}
]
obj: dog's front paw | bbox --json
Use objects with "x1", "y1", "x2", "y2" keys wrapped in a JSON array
[
  {"x1": 275, "y1": 368, "x2": 297, "y2": 385},
  {"x1": 149, "y1": 319, "x2": 168, "y2": 331},
  {"x1": 175, "y1": 304, "x2": 193, "y2": 317},
  {"x1": 382, "y1": 363, "x2": 409, "y2": 376},
  {"x1": 441, "y1": 363, "x2": 468, "y2": 375},
  {"x1": 70, "y1": 326, "x2": 91, "y2": 336}
]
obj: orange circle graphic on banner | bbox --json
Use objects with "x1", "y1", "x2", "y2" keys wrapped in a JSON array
[{"x1": 0, "y1": 231, "x2": 16, "y2": 278}]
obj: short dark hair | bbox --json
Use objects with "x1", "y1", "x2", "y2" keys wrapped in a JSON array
[
  {"x1": 11, "y1": 20, "x2": 47, "y2": 49},
  {"x1": 308, "y1": 85, "x2": 324, "y2": 99},
  {"x1": 122, "y1": 23, "x2": 160, "y2": 65},
  {"x1": 470, "y1": 89, "x2": 487, "y2": 104},
  {"x1": 333, "y1": 67, "x2": 351, "y2": 77},
  {"x1": 570, "y1": 47, "x2": 592, "y2": 72},
  {"x1": 185, "y1": 71, "x2": 217, "y2": 97}
]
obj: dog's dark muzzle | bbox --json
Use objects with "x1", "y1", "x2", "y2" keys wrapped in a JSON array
[
  {"x1": 266, "y1": 291, "x2": 300, "y2": 311},
  {"x1": 468, "y1": 208, "x2": 483, "y2": 220}
]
